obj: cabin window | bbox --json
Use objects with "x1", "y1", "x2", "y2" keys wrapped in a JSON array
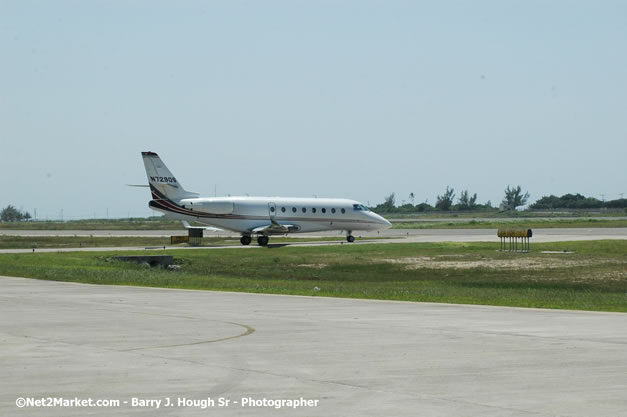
[
  {"x1": 341, "y1": 208, "x2": 346, "y2": 214},
  {"x1": 292, "y1": 207, "x2": 297, "y2": 213},
  {"x1": 312, "y1": 208, "x2": 317, "y2": 213},
  {"x1": 302, "y1": 208, "x2": 307, "y2": 213},
  {"x1": 281, "y1": 207, "x2": 286, "y2": 212},
  {"x1": 331, "y1": 208, "x2": 336, "y2": 214},
  {"x1": 270, "y1": 206, "x2": 275, "y2": 212},
  {"x1": 321, "y1": 208, "x2": 326, "y2": 213}
]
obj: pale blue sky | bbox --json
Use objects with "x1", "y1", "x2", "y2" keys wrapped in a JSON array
[{"x1": 2, "y1": 1, "x2": 625, "y2": 219}]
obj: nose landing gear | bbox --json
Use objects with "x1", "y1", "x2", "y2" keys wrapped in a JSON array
[{"x1": 346, "y1": 231, "x2": 355, "y2": 243}]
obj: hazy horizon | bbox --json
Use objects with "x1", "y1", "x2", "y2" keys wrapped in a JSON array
[{"x1": 2, "y1": 1, "x2": 625, "y2": 220}]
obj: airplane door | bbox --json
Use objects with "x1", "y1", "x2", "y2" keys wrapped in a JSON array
[{"x1": 268, "y1": 202, "x2": 277, "y2": 221}]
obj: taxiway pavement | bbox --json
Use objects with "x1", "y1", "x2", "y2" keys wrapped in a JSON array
[
  {"x1": 0, "y1": 228, "x2": 625, "y2": 254},
  {"x1": 1, "y1": 276, "x2": 626, "y2": 416}
]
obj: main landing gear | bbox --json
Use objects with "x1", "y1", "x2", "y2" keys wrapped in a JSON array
[
  {"x1": 346, "y1": 231, "x2": 355, "y2": 243},
  {"x1": 240, "y1": 234, "x2": 269, "y2": 246}
]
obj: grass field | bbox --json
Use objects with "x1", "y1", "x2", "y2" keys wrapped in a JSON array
[
  {"x1": 0, "y1": 235, "x2": 218, "y2": 249},
  {"x1": 384, "y1": 210, "x2": 627, "y2": 219},
  {"x1": 0, "y1": 219, "x2": 183, "y2": 230},
  {"x1": 1, "y1": 240, "x2": 625, "y2": 312},
  {"x1": 0, "y1": 235, "x2": 393, "y2": 249},
  {"x1": 391, "y1": 218, "x2": 627, "y2": 229}
]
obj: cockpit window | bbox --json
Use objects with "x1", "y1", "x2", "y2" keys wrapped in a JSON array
[{"x1": 353, "y1": 204, "x2": 370, "y2": 211}]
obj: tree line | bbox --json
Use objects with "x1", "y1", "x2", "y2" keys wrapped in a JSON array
[
  {"x1": 2, "y1": 189, "x2": 626, "y2": 221},
  {"x1": 373, "y1": 186, "x2": 626, "y2": 213},
  {"x1": 530, "y1": 194, "x2": 627, "y2": 210},
  {"x1": 0, "y1": 205, "x2": 32, "y2": 222}
]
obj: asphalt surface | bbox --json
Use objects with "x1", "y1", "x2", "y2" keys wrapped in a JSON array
[
  {"x1": 1, "y1": 277, "x2": 626, "y2": 416},
  {"x1": 0, "y1": 228, "x2": 625, "y2": 254},
  {"x1": 2, "y1": 227, "x2": 627, "y2": 240}
]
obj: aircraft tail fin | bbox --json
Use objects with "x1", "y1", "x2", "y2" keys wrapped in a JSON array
[{"x1": 141, "y1": 152, "x2": 199, "y2": 201}]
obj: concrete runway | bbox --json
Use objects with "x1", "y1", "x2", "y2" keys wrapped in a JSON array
[
  {"x1": 2, "y1": 227, "x2": 627, "y2": 241},
  {"x1": 0, "y1": 228, "x2": 625, "y2": 255},
  {"x1": 1, "y1": 276, "x2": 626, "y2": 416}
]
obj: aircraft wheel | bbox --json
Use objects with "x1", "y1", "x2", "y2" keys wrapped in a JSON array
[
  {"x1": 257, "y1": 236, "x2": 269, "y2": 246},
  {"x1": 240, "y1": 235, "x2": 252, "y2": 245},
  {"x1": 347, "y1": 235, "x2": 355, "y2": 243}
]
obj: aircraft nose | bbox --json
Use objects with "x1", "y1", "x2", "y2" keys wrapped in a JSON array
[
  {"x1": 381, "y1": 216, "x2": 392, "y2": 228},
  {"x1": 373, "y1": 213, "x2": 392, "y2": 229}
]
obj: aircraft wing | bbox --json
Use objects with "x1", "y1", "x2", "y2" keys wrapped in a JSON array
[
  {"x1": 251, "y1": 219, "x2": 301, "y2": 234},
  {"x1": 182, "y1": 220, "x2": 223, "y2": 232}
]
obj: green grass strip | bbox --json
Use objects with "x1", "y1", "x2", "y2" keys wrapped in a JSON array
[{"x1": 0, "y1": 240, "x2": 625, "y2": 312}]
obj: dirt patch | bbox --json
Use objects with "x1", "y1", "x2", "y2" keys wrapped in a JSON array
[
  {"x1": 381, "y1": 256, "x2": 624, "y2": 271},
  {"x1": 297, "y1": 264, "x2": 328, "y2": 269}
]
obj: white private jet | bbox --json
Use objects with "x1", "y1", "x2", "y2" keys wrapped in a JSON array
[{"x1": 141, "y1": 152, "x2": 391, "y2": 246}]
